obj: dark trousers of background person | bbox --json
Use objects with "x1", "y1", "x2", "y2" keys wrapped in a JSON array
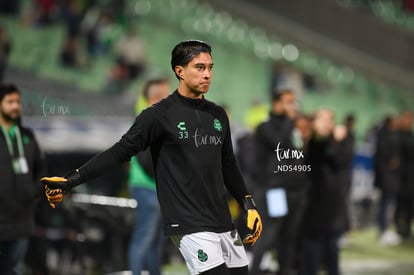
[
  {"x1": 250, "y1": 190, "x2": 307, "y2": 275},
  {"x1": 128, "y1": 187, "x2": 163, "y2": 275},
  {"x1": 0, "y1": 239, "x2": 29, "y2": 275},
  {"x1": 25, "y1": 236, "x2": 50, "y2": 275},
  {"x1": 395, "y1": 193, "x2": 414, "y2": 239},
  {"x1": 377, "y1": 192, "x2": 396, "y2": 234},
  {"x1": 298, "y1": 233, "x2": 340, "y2": 275}
]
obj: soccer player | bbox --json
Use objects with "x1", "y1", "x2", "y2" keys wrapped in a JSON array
[{"x1": 42, "y1": 40, "x2": 262, "y2": 275}]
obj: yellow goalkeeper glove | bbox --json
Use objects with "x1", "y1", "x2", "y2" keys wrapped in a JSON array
[
  {"x1": 41, "y1": 169, "x2": 81, "y2": 208},
  {"x1": 44, "y1": 183, "x2": 65, "y2": 208},
  {"x1": 242, "y1": 195, "x2": 262, "y2": 245}
]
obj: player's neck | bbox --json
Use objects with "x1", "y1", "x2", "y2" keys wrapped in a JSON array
[{"x1": 177, "y1": 86, "x2": 203, "y2": 99}]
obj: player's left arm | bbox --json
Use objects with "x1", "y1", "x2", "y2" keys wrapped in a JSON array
[{"x1": 220, "y1": 112, "x2": 262, "y2": 245}]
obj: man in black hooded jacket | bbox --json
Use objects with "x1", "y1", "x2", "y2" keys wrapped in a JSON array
[
  {"x1": 250, "y1": 89, "x2": 309, "y2": 275},
  {"x1": 0, "y1": 84, "x2": 46, "y2": 275}
]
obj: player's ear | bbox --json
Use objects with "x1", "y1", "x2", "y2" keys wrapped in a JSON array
[{"x1": 175, "y1": 66, "x2": 184, "y2": 79}]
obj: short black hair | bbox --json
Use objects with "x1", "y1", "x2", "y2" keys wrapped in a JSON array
[
  {"x1": 345, "y1": 113, "x2": 355, "y2": 123},
  {"x1": 142, "y1": 78, "x2": 169, "y2": 100},
  {"x1": 272, "y1": 88, "x2": 293, "y2": 102},
  {"x1": 171, "y1": 40, "x2": 212, "y2": 79},
  {"x1": 0, "y1": 84, "x2": 20, "y2": 102}
]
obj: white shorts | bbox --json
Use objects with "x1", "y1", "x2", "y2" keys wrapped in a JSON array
[{"x1": 171, "y1": 229, "x2": 249, "y2": 275}]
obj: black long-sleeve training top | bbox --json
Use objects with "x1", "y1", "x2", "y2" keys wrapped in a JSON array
[{"x1": 78, "y1": 90, "x2": 249, "y2": 235}]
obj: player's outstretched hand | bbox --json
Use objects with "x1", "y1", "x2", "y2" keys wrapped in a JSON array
[
  {"x1": 242, "y1": 195, "x2": 262, "y2": 246},
  {"x1": 44, "y1": 185, "x2": 64, "y2": 208},
  {"x1": 41, "y1": 170, "x2": 81, "y2": 208}
]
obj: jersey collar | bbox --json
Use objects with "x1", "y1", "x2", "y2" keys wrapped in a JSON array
[{"x1": 173, "y1": 90, "x2": 206, "y2": 107}]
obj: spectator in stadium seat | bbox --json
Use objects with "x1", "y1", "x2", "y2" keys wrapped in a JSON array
[
  {"x1": 60, "y1": 0, "x2": 84, "y2": 37},
  {"x1": 0, "y1": 0, "x2": 20, "y2": 15},
  {"x1": 403, "y1": 0, "x2": 414, "y2": 12},
  {"x1": 35, "y1": 0, "x2": 57, "y2": 26},
  {"x1": 114, "y1": 25, "x2": 147, "y2": 81},
  {"x1": 82, "y1": 6, "x2": 116, "y2": 58},
  {"x1": 0, "y1": 25, "x2": 11, "y2": 83},
  {"x1": 104, "y1": 58, "x2": 130, "y2": 94},
  {"x1": 59, "y1": 35, "x2": 87, "y2": 69},
  {"x1": 104, "y1": 25, "x2": 147, "y2": 94}
]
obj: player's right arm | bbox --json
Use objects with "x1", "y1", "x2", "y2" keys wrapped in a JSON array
[{"x1": 41, "y1": 107, "x2": 163, "y2": 206}]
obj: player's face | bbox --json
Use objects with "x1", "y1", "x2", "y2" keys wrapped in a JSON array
[
  {"x1": 176, "y1": 52, "x2": 213, "y2": 98},
  {"x1": 0, "y1": 92, "x2": 21, "y2": 123}
]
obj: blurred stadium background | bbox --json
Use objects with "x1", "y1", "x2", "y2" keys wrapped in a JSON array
[{"x1": 0, "y1": 0, "x2": 414, "y2": 274}]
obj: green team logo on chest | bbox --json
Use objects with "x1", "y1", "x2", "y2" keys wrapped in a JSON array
[
  {"x1": 213, "y1": 119, "x2": 222, "y2": 131},
  {"x1": 197, "y1": 249, "x2": 208, "y2": 262}
]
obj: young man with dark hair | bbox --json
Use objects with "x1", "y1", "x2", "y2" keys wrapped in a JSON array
[
  {"x1": 0, "y1": 84, "x2": 46, "y2": 274},
  {"x1": 42, "y1": 40, "x2": 262, "y2": 275}
]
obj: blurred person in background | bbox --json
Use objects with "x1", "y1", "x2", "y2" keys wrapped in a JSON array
[
  {"x1": 59, "y1": 35, "x2": 86, "y2": 69},
  {"x1": 250, "y1": 89, "x2": 309, "y2": 275},
  {"x1": 60, "y1": 0, "x2": 84, "y2": 37},
  {"x1": 0, "y1": 0, "x2": 20, "y2": 15},
  {"x1": 395, "y1": 111, "x2": 414, "y2": 240},
  {"x1": 403, "y1": 0, "x2": 414, "y2": 12},
  {"x1": 105, "y1": 58, "x2": 130, "y2": 94},
  {"x1": 114, "y1": 25, "x2": 147, "y2": 81},
  {"x1": 81, "y1": 6, "x2": 116, "y2": 58},
  {"x1": 242, "y1": 99, "x2": 269, "y2": 132},
  {"x1": 344, "y1": 114, "x2": 356, "y2": 158},
  {"x1": 0, "y1": 25, "x2": 11, "y2": 83},
  {"x1": 340, "y1": 114, "x2": 356, "y2": 234},
  {"x1": 105, "y1": 24, "x2": 147, "y2": 94},
  {"x1": 128, "y1": 78, "x2": 170, "y2": 275},
  {"x1": 270, "y1": 62, "x2": 304, "y2": 100},
  {"x1": 295, "y1": 114, "x2": 313, "y2": 151},
  {"x1": 298, "y1": 109, "x2": 350, "y2": 275},
  {"x1": 41, "y1": 40, "x2": 262, "y2": 275},
  {"x1": 374, "y1": 115, "x2": 401, "y2": 245},
  {"x1": 0, "y1": 84, "x2": 46, "y2": 275},
  {"x1": 33, "y1": 0, "x2": 58, "y2": 26}
]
